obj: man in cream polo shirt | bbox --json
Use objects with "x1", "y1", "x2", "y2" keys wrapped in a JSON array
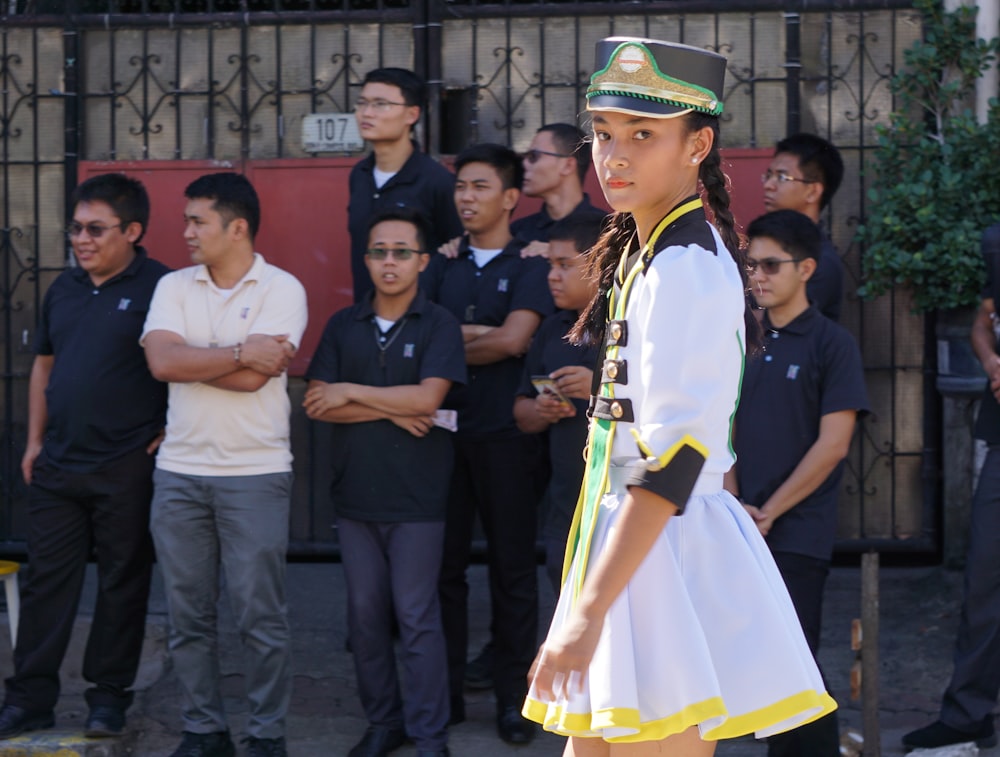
[{"x1": 141, "y1": 173, "x2": 307, "y2": 757}]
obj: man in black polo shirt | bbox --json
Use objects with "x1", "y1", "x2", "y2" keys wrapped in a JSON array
[
  {"x1": 512, "y1": 123, "x2": 607, "y2": 255},
  {"x1": 725, "y1": 210, "x2": 868, "y2": 757},
  {"x1": 422, "y1": 143, "x2": 553, "y2": 745},
  {"x1": 0, "y1": 174, "x2": 169, "y2": 740},
  {"x1": 304, "y1": 207, "x2": 465, "y2": 757},
  {"x1": 348, "y1": 67, "x2": 463, "y2": 302},
  {"x1": 513, "y1": 215, "x2": 602, "y2": 592},
  {"x1": 902, "y1": 221, "x2": 1000, "y2": 751},
  {"x1": 761, "y1": 133, "x2": 845, "y2": 322}
]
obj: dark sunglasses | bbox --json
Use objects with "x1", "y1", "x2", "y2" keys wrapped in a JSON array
[
  {"x1": 66, "y1": 221, "x2": 127, "y2": 239},
  {"x1": 365, "y1": 248, "x2": 421, "y2": 261},
  {"x1": 747, "y1": 257, "x2": 800, "y2": 275},
  {"x1": 523, "y1": 148, "x2": 573, "y2": 164}
]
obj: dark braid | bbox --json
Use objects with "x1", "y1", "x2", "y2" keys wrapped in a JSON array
[
  {"x1": 569, "y1": 212, "x2": 635, "y2": 346},
  {"x1": 689, "y1": 113, "x2": 762, "y2": 354}
]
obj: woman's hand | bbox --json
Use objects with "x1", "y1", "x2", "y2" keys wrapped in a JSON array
[{"x1": 528, "y1": 608, "x2": 605, "y2": 701}]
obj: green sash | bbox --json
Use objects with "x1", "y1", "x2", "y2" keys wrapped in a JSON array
[{"x1": 562, "y1": 198, "x2": 705, "y2": 603}]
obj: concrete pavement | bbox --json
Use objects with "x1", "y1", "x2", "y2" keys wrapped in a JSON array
[{"x1": 0, "y1": 562, "x2": 996, "y2": 756}]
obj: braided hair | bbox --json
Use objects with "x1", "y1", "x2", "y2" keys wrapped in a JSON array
[{"x1": 569, "y1": 112, "x2": 761, "y2": 353}]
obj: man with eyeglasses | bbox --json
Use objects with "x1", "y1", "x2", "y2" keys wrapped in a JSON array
[
  {"x1": 760, "y1": 133, "x2": 845, "y2": 322},
  {"x1": 512, "y1": 123, "x2": 607, "y2": 257},
  {"x1": 304, "y1": 207, "x2": 465, "y2": 757},
  {"x1": 348, "y1": 67, "x2": 463, "y2": 302},
  {"x1": 0, "y1": 174, "x2": 169, "y2": 741},
  {"x1": 725, "y1": 209, "x2": 868, "y2": 757}
]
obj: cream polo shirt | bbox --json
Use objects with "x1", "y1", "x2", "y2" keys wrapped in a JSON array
[{"x1": 141, "y1": 252, "x2": 308, "y2": 477}]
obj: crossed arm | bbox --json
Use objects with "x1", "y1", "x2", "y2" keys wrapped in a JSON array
[
  {"x1": 462, "y1": 309, "x2": 541, "y2": 365},
  {"x1": 303, "y1": 377, "x2": 452, "y2": 437}
]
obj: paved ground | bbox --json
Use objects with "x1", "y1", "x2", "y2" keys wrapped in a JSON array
[{"x1": 0, "y1": 561, "x2": 996, "y2": 756}]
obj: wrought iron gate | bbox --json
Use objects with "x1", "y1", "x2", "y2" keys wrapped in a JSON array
[{"x1": 0, "y1": 0, "x2": 930, "y2": 556}]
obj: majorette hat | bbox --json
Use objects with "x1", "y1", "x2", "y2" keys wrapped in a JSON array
[{"x1": 586, "y1": 37, "x2": 726, "y2": 119}]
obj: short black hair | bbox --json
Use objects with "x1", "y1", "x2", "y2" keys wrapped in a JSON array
[
  {"x1": 71, "y1": 173, "x2": 150, "y2": 243},
  {"x1": 366, "y1": 206, "x2": 430, "y2": 253},
  {"x1": 454, "y1": 143, "x2": 524, "y2": 191},
  {"x1": 538, "y1": 123, "x2": 590, "y2": 183},
  {"x1": 184, "y1": 172, "x2": 261, "y2": 241},
  {"x1": 549, "y1": 213, "x2": 606, "y2": 255},
  {"x1": 746, "y1": 210, "x2": 821, "y2": 263},
  {"x1": 362, "y1": 67, "x2": 426, "y2": 112},
  {"x1": 775, "y1": 133, "x2": 844, "y2": 210}
]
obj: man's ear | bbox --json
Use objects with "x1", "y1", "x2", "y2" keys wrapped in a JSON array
[
  {"x1": 798, "y1": 256, "x2": 818, "y2": 282},
  {"x1": 502, "y1": 187, "x2": 521, "y2": 212},
  {"x1": 804, "y1": 181, "x2": 824, "y2": 208}
]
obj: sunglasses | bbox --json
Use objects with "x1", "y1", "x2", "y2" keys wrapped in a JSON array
[
  {"x1": 66, "y1": 221, "x2": 127, "y2": 239},
  {"x1": 523, "y1": 148, "x2": 573, "y2": 164},
  {"x1": 747, "y1": 257, "x2": 800, "y2": 275},
  {"x1": 365, "y1": 248, "x2": 421, "y2": 261}
]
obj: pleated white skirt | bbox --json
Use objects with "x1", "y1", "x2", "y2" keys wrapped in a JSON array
[{"x1": 523, "y1": 473, "x2": 837, "y2": 743}]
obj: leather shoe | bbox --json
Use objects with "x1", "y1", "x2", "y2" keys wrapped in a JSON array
[
  {"x1": 348, "y1": 725, "x2": 407, "y2": 757},
  {"x1": 497, "y1": 705, "x2": 535, "y2": 744},
  {"x1": 0, "y1": 703, "x2": 55, "y2": 739},
  {"x1": 902, "y1": 718, "x2": 997, "y2": 750},
  {"x1": 85, "y1": 705, "x2": 125, "y2": 737}
]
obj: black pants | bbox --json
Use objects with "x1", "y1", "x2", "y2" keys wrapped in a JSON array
[
  {"x1": 4, "y1": 446, "x2": 155, "y2": 712},
  {"x1": 439, "y1": 434, "x2": 540, "y2": 707},
  {"x1": 941, "y1": 444, "x2": 1000, "y2": 730},
  {"x1": 766, "y1": 550, "x2": 840, "y2": 757}
]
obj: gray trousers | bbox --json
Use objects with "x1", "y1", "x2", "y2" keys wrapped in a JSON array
[
  {"x1": 151, "y1": 468, "x2": 292, "y2": 739},
  {"x1": 942, "y1": 444, "x2": 1000, "y2": 730},
  {"x1": 338, "y1": 517, "x2": 449, "y2": 750}
]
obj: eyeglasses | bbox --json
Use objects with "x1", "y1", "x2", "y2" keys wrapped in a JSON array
[
  {"x1": 354, "y1": 98, "x2": 408, "y2": 113},
  {"x1": 365, "y1": 248, "x2": 421, "y2": 261},
  {"x1": 523, "y1": 148, "x2": 573, "y2": 164},
  {"x1": 760, "y1": 170, "x2": 818, "y2": 185},
  {"x1": 747, "y1": 257, "x2": 800, "y2": 275},
  {"x1": 66, "y1": 221, "x2": 127, "y2": 239}
]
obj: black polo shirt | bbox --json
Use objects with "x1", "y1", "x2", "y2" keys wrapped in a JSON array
[
  {"x1": 734, "y1": 305, "x2": 869, "y2": 560},
  {"x1": 510, "y1": 194, "x2": 608, "y2": 244},
  {"x1": 36, "y1": 247, "x2": 169, "y2": 471},
  {"x1": 305, "y1": 290, "x2": 466, "y2": 522},
  {"x1": 422, "y1": 237, "x2": 554, "y2": 438},
  {"x1": 348, "y1": 143, "x2": 463, "y2": 302},
  {"x1": 976, "y1": 222, "x2": 1000, "y2": 443},
  {"x1": 516, "y1": 309, "x2": 599, "y2": 514},
  {"x1": 808, "y1": 230, "x2": 844, "y2": 322}
]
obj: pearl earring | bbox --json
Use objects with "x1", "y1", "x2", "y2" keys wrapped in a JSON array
[{"x1": 692, "y1": 157, "x2": 699, "y2": 164}]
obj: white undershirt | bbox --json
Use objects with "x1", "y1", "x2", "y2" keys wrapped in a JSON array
[
  {"x1": 470, "y1": 245, "x2": 503, "y2": 269},
  {"x1": 373, "y1": 168, "x2": 396, "y2": 189},
  {"x1": 374, "y1": 316, "x2": 396, "y2": 334}
]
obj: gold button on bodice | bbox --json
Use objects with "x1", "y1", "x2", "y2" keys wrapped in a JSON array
[
  {"x1": 610, "y1": 401, "x2": 624, "y2": 419},
  {"x1": 606, "y1": 361, "x2": 619, "y2": 379},
  {"x1": 610, "y1": 323, "x2": 623, "y2": 341}
]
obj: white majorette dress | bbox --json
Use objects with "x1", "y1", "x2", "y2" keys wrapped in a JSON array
[{"x1": 522, "y1": 198, "x2": 838, "y2": 743}]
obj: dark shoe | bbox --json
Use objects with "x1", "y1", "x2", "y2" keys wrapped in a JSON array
[
  {"x1": 902, "y1": 718, "x2": 998, "y2": 750},
  {"x1": 243, "y1": 735, "x2": 288, "y2": 757},
  {"x1": 464, "y1": 641, "x2": 494, "y2": 690},
  {"x1": 347, "y1": 725, "x2": 407, "y2": 757},
  {"x1": 416, "y1": 750, "x2": 449, "y2": 757},
  {"x1": 0, "y1": 703, "x2": 55, "y2": 739},
  {"x1": 448, "y1": 694, "x2": 465, "y2": 726},
  {"x1": 84, "y1": 705, "x2": 125, "y2": 737},
  {"x1": 497, "y1": 705, "x2": 535, "y2": 745},
  {"x1": 167, "y1": 730, "x2": 236, "y2": 757}
]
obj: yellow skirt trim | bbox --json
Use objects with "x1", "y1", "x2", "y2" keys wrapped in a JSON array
[{"x1": 522, "y1": 689, "x2": 837, "y2": 743}]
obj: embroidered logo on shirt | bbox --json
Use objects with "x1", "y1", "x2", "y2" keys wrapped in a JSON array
[
  {"x1": 117, "y1": 298, "x2": 131, "y2": 311},
  {"x1": 240, "y1": 307, "x2": 250, "y2": 319},
  {"x1": 403, "y1": 344, "x2": 415, "y2": 358},
  {"x1": 786, "y1": 364, "x2": 800, "y2": 380},
  {"x1": 498, "y1": 278, "x2": 509, "y2": 292}
]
